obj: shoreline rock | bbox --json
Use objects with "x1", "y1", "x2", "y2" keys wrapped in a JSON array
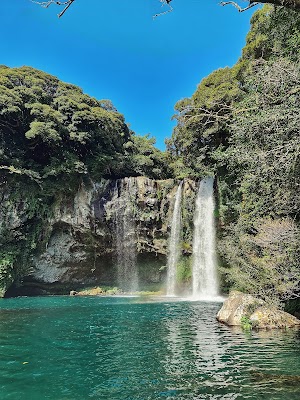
[{"x1": 217, "y1": 291, "x2": 300, "y2": 329}]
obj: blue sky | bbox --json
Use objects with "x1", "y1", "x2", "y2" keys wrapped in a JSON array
[{"x1": 1, "y1": 0, "x2": 257, "y2": 149}]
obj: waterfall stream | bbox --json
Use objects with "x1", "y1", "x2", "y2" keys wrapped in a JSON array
[
  {"x1": 166, "y1": 181, "x2": 183, "y2": 296},
  {"x1": 114, "y1": 178, "x2": 139, "y2": 293},
  {"x1": 192, "y1": 177, "x2": 219, "y2": 299}
]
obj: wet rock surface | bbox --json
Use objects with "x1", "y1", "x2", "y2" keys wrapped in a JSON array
[{"x1": 1, "y1": 177, "x2": 197, "y2": 295}]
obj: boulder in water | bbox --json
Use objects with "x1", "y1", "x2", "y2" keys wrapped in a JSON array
[
  {"x1": 217, "y1": 291, "x2": 300, "y2": 329},
  {"x1": 250, "y1": 306, "x2": 300, "y2": 329}
]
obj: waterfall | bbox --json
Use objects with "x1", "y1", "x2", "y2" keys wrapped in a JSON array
[
  {"x1": 114, "y1": 178, "x2": 139, "y2": 293},
  {"x1": 192, "y1": 177, "x2": 219, "y2": 299},
  {"x1": 166, "y1": 181, "x2": 183, "y2": 296}
]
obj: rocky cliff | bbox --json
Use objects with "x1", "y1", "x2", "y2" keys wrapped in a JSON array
[{"x1": 0, "y1": 176, "x2": 197, "y2": 296}]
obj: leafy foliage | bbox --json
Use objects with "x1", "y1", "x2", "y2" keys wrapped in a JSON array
[
  {"x1": 167, "y1": 5, "x2": 300, "y2": 305},
  {"x1": 219, "y1": 218, "x2": 300, "y2": 306},
  {"x1": 0, "y1": 253, "x2": 14, "y2": 296},
  {"x1": 0, "y1": 66, "x2": 171, "y2": 295},
  {"x1": 166, "y1": 66, "x2": 243, "y2": 178},
  {"x1": 0, "y1": 66, "x2": 170, "y2": 183}
]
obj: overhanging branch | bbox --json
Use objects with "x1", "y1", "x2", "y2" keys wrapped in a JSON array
[
  {"x1": 220, "y1": 0, "x2": 300, "y2": 11},
  {"x1": 220, "y1": 1, "x2": 259, "y2": 12},
  {"x1": 153, "y1": 0, "x2": 173, "y2": 19},
  {"x1": 31, "y1": 0, "x2": 76, "y2": 18}
]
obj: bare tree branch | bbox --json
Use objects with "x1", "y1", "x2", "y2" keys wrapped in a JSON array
[
  {"x1": 153, "y1": 0, "x2": 173, "y2": 19},
  {"x1": 31, "y1": 0, "x2": 300, "y2": 19},
  {"x1": 220, "y1": 0, "x2": 300, "y2": 11},
  {"x1": 31, "y1": 0, "x2": 75, "y2": 18},
  {"x1": 220, "y1": 1, "x2": 259, "y2": 12}
]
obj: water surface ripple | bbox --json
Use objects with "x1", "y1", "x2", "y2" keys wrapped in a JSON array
[{"x1": 0, "y1": 297, "x2": 299, "y2": 399}]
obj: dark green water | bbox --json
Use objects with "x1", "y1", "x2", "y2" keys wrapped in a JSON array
[{"x1": 0, "y1": 296, "x2": 299, "y2": 400}]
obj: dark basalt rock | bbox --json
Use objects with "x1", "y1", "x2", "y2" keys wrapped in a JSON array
[{"x1": 0, "y1": 177, "x2": 197, "y2": 296}]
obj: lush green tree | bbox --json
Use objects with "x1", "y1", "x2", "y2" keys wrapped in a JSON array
[
  {"x1": 168, "y1": 5, "x2": 300, "y2": 305},
  {"x1": 219, "y1": 218, "x2": 300, "y2": 306},
  {"x1": 0, "y1": 65, "x2": 168, "y2": 183},
  {"x1": 124, "y1": 133, "x2": 171, "y2": 179},
  {"x1": 167, "y1": 66, "x2": 243, "y2": 178}
]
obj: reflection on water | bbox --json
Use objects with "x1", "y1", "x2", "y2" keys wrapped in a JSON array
[
  {"x1": 157, "y1": 300, "x2": 300, "y2": 400},
  {"x1": 162, "y1": 303, "x2": 241, "y2": 399},
  {"x1": 0, "y1": 296, "x2": 299, "y2": 399}
]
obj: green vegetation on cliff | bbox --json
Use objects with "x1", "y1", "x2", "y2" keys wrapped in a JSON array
[
  {"x1": 167, "y1": 6, "x2": 300, "y2": 306},
  {"x1": 0, "y1": 66, "x2": 171, "y2": 295},
  {"x1": 0, "y1": 66, "x2": 170, "y2": 182},
  {"x1": 1, "y1": 6, "x2": 300, "y2": 305}
]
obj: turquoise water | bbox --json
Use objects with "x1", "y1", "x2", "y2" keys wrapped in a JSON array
[{"x1": 0, "y1": 296, "x2": 299, "y2": 400}]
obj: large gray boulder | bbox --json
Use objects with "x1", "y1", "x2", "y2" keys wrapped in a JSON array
[{"x1": 217, "y1": 291, "x2": 300, "y2": 329}]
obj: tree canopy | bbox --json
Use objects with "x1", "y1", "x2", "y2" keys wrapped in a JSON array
[{"x1": 0, "y1": 66, "x2": 171, "y2": 185}]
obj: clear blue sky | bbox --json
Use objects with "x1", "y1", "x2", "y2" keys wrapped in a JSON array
[{"x1": 1, "y1": 0, "x2": 257, "y2": 149}]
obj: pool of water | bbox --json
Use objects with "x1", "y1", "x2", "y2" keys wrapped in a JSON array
[{"x1": 0, "y1": 296, "x2": 299, "y2": 399}]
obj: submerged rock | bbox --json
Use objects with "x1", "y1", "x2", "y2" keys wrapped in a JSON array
[
  {"x1": 251, "y1": 370, "x2": 300, "y2": 386},
  {"x1": 217, "y1": 291, "x2": 300, "y2": 329}
]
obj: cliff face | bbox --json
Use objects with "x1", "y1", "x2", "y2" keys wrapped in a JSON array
[{"x1": 0, "y1": 177, "x2": 197, "y2": 296}]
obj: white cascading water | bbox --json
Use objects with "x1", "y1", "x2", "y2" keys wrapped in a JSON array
[
  {"x1": 166, "y1": 181, "x2": 183, "y2": 296},
  {"x1": 192, "y1": 177, "x2": 219, "y2": 299},
  {"x1": 114, "y1": 177, "x2": 139, "y2": 293}
]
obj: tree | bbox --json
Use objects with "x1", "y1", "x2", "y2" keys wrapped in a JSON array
[
  {"x1": 167, "y1": 4, "x2": 300, "y2": 305},
  {"x1": 219, "y1": 217, "x2": 300, "y2": 306},
  {"x1": 0, "y1": 65, "x2": 170, "y2": 181},
  {"x1": 220, "y1": 1, "x2": 300, "y2": 12}
]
